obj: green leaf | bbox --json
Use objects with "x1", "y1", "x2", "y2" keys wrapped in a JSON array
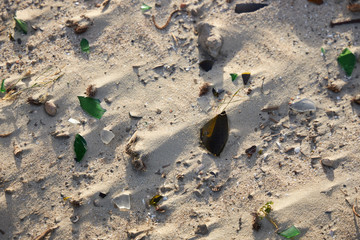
[
  {"x1": 337, "y1": 48, "x2": 356, "y2": 76},
  {"x1": 78, "y1": 96, "x2": 106, "y2": 119},
  {"x1": 230, "y1": 73, "x2": 238, "y2": 81},
  {"x1": 80, "y1": 38, "x2": 90, "y2": 53},
  {"x1": 14, "y1": 17, "x2": 28, "y2": 34},
  {"x1": 74, "y1": 134, "x2": 87, "y2": 162},
  {"x1": 1, "y1": 79, "x2": 5, "y2": 93},
  {"x1": 141, "y1": 3, "x2": 152, "y2": 11},
  {"x1": 278, "y1": 225, "x2": 301, "y2": 238},
  {"x1": 149, "y1": 195, "x2": 163, "y2": 206}
]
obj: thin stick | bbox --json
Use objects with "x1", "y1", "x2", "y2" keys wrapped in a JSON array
[
  {"x1": 221, "y1": 87, "x2": 244, "y2": 112},
  {"x1": 33, "y1": 226, "x2": 58, "y2": 240},
  {"x1": 353, "y1": 198, "x2": 360, "y2": 218},
  {"x1": 330, "y1": 18, "x2": 360, "y2": 27},
  {"x1": 152, "y1": 10, "x2": 185, "y2": 30}
]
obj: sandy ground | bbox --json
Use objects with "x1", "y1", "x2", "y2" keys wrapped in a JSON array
[{"x1": 1, "y1": 0, "x2": 360, "y2": 239}]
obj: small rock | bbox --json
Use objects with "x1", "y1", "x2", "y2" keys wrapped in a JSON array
[
  {"x1": 156, "y1": 108, "x2": 162, "y2": 114},
  {"x1": 160, "y1": 185, "x2": 173, "y2": 193},
  {"x1": 54, "y1": 217, "x2": 61, "y2": 223},
  {"x1": 129, "y1": 111, "x2": 143, "y2": 119},
  {"x1": 195, "y1": 224, "x2": 209, "y2": 235},
  {"x1": 193, "y1": 190, "x2": 202, "y2": 198},
  {"x1": 93, "y1": 199, "x2": 100, "y2": 207},
  {"x1": 290, "y1": 98, "x2": 316, "y2": 113},
  {"x1": 321, "y1": 159, "x2": 335, "y2": 168},
  {"x1": 44, "y1": 100, "x2": 57, "y2": 116},
  {"x1": 351, "y1": 94, "x2": 360, "y2": 104},
  {"x1": 326, "y1": 79, "x2": 346, "y2": 93},
  {"x1": 104, "y1": 97, "x2": 112, "y2": 104},
  {"x1": 13, "y1": 143, "x2": 23, "y2": 156}
]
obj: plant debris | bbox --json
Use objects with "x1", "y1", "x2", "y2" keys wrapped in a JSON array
[
  {"x1": 348, "y1": 3, "x2": 360, "y2": 12},
  {"x1": 152, "y1": 10, "x2": 185, "y2": 30},
  {"x1": 199, "y1": 82, "x2": 211, "y2": 96},
  {"x1": 308, "y1": 0, "x2": 323, "y2": 5},
  {"x1": 85, "y1": 84, "x2": 97, "y2": 97},
  {"x1": 33, "y1": 226, "x2": 59, "y2": 240},
  {"x1": 330, "y1": 18, "x2": 360, "y2": 28}
]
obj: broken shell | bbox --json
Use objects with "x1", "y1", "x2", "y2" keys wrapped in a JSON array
[
  {"x1": 44, "y1": 100, "x2": 57, "y2": 116},
  {"x1": 70, "y1": 215, "x2": 79, "y2": 223}
]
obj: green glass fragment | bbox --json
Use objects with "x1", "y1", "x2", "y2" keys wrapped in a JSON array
[
  {"x1": 230, "y1": 73, "x2": 238, "y2": 81},
  {"x1": 278, "y1": 225, "x2": 300, "y2": 238},
  {"x1": 74, "y1": 134, "x2": 87, "y2": 162},
  {"x1": 321, "y1": 48, "x2": 325, "y2": 56},
  {"x1": 14, "y1": 17, "x2": 28, "y2": 34},
  {"x1": 1, "y1": 79, "x2": 5, "y2": 93},
  {"x1": 337, "y1": 48, "x2": 356, "y2": 76},
  {"x1": 80, "y1": 38, "x2": 90, "y2": 53},
  {"x1": 141, "y1": 3, "x2": 152, "y2": 11},
  {"x1": 78, "y1": 96, "x2": 106, "y2": 119}
]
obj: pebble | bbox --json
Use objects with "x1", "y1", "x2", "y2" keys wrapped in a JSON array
[
  {"x1": 44, "y1": 100, "x2": 57, "y2": 116},
  {"x1": 195, "y1": 224, "x2": 209, "y2": 235},
  {"x1": 327, "y1": 79, "x2": 346, "y2": 93},
  {"x1": 321, "y1": 159, "x2": 335, "y2": 168},
  {"x1": 290, "y1": 98, "x2": 316, "y2": 113},
  {"x1": 129, "y1": 111, "x2": 143, "y2": 119}
]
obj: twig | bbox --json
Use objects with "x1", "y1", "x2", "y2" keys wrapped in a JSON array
[
  {"x1": 152, "y1": 10, "x2": 185, "y2": 30},
  {"x1": 330, "y1": 18, "x2": 360, "y2": 27},
  {"x1": 33, "y1": 226, "x2": 58, "y2": 240},
  {"x1": 266, "y1": 216, "x2": 279, "y2": 230},
  {"x1": 353, "y1": 198, "x2": 360, "y2": 218}
]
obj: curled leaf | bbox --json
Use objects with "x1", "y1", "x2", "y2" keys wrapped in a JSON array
[
  {"x1": 80, "y1": 38, "x2": 90, "y2": 53},
  {"x1": 14, "y1": 17, "x2": 28, "y2": 34},
  {"x1": 74, "y1": 134, "x2": 87, "y2": 162},
  {"x1": 141, "y1": 3, "x2": 152, "y2": 12},
  {"x1": 1, "y1": 79, "x2": 5, "y2": 93},
  {"x1": 78, "y1": 96, "x2": 106, "y2": 119},
  {"x1": 278, "y1": 225, "x2": 301, "y2": 238}
]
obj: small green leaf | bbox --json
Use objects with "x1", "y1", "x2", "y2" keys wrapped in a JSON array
[
  {"x1": 278, "y1": 225, "x2": 301, "y2": 238},
  {"x1": 1, "y1": 79, "x2": 5, "y2": 93},
  {"x1": 230, "y1": 73, "x2": 238, "y2": 82},
  {"x1": 74, "y1": 134, "x2": 87, "y2": 162},
  {"x1": 321, "y1": 47, "x2": 325, "y2": 56},
  {"x1": 149, "y1": 195, "x2": 163, "y2": 206},
  {"x1": 141, "y1": 3, "x2": 152, "y2": 11},
  {"x1": 78, "y1": 96, "x2": 106, "y2": 119},
  {"x1": 337, "y1": 48, "x2": 356, "y2": 76},
  {"x1": 14, "y1": 17, "x2": 28, "y2": 34},
  {"x1": 80, "y1": 38, "x2": 90, "y2": 53}
]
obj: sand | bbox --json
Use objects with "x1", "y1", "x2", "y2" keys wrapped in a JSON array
[{"x1": 1, "y1": 0, "x2": 360, "y2": 239}]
